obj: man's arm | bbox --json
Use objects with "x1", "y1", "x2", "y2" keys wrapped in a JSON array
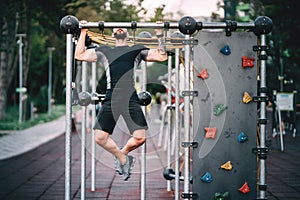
[
  {"x1": 74, "y1": 28, "x2": 97, "y2": 62},
  {"x1": 145, "y1": 28, "x2": 168, "y2": 62},
  {"x1": 145, "y1": 49, "x2": 168, "y2": 62}
]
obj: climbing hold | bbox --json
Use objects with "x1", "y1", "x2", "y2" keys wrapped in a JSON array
[
  {"x1": 238, "y1": 132, "x2": 248, "y2": 143},
  {"x1": 205, "y1": 127, "x2": 217, "y2": 139},
  {"x1": 201, "y1": 172, "x2": 212, "y2": 183},
  {"x1": 221, "y1": 161, "x2": 233, "y2": 171},
  {"x1": 214, "y1": 192, "x2": 230, "y2": 200},
  {"x1": 242, "y1": 56, "x2": 255, "y2": 68},
  {"x1": 213, "y1": 104, "x2": 227, "y2": 116},
  {"x1": 197, "y1": 68, "x2": 209, "y2": 79},
  {"x1": 220, "y1": 45, "x2": 231, "y2": 55},
  {"x1": 243, "y1": 91, "x2": 252, "y2": 104},
  {"x1": 238, "y1": 182, "x2": 251, "y2": 194}
]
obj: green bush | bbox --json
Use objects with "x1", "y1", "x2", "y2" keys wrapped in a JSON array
[{"x1": 0, "y1": 104, "x2": 65, "y2": 131}]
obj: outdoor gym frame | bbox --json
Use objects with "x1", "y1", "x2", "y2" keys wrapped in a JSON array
[{"x1": 60, "y1": 15, "x2": 272, "y2": 200}]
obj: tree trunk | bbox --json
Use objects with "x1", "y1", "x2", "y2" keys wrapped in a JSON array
[{"x1": 0, "y1": 51, "x2": 7, "y2": 120}]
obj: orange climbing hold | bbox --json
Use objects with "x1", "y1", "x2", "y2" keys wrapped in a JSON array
[
  {"x1": 243, "y1": 91, "x2": 252, "y2": 104},
  {"x1": 221, "y1": 161, "x2": 233, "y2": 171}
]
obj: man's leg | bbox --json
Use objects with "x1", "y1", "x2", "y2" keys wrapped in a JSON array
[
  {"x1": 119, "y1": 129, "x2": 146, "y2": 180},
  {"x1": 94, "y1": 129, "x2": 126, "y2": 164},
  {"x1": 121, "y1": 129, "x2": 146, "y2": 155}
]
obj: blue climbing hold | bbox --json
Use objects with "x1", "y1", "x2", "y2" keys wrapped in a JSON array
[
  {"x1": 201, "y1": 172, "x2": 212, "y2": 183},
  {"x1": 238, "y1": 132, "x2": 248, "y2": 143},
  {"x1": 220, "y1": 45, "x2": 231, "y2": 55}
]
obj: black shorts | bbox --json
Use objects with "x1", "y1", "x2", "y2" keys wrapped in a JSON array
[{"x1": 93, "y1": 96, "x2": 148, "y2": 134}]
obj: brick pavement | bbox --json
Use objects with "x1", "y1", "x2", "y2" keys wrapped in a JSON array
[
  {"x1": 0, "y1": 112, "x2": 177, "y2": 200},
  {"x1": 0, "y1": 112, "x2": 299, "y2": 199}
]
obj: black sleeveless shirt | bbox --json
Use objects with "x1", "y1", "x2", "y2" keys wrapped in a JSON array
[{"x1": 95, "y1": 45, "x2": 149, "y2": 101}]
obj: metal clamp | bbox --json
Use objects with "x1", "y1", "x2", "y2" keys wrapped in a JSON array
[
  {"x1": 182, "y1": 142, "x2": 198, "y2": 148},
  {"x1": 258, "y1": 118, "x2": 268, "y2": 124},
  {"x1": 181, "y1": 192, "x2": 198, "y2": 199},
  {"x1": 182, "y1": 39, "x2": 199, "y2": 45},
  {"x1": 253, "y1": 96, "x2": 268, "y2": 103},
  {"x1": 181, "y1": 90, "x2": 198, "y2": 97},
  {"x1": 225, "y1": 20, "x2": 237, "y2": 36},
  {"x1": 258, "y1": 184, "x2": 267, "y2": 191},
  {"x1": 253, "y1": 45, "x2": 269, "y2": 52},
  {"x1": 167, "y1": 105, "x2": 175, "y2": 110},
  {"x1": 259, "y1": 87, "x2": 268, "y2": 93},
  {"x1": 252, "y1": 147, "x2": 268, "y2": 159}
]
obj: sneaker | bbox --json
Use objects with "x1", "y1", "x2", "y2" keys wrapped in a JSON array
[
  {"x1": 114, "y1": 156, "x2": 123, "y2": 175},
  {"x1": 122, "y1": 155, "x2": 136, "y2": 181}
]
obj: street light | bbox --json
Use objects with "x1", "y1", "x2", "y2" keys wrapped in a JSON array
[
  {"x1": 17, "y1": 34, "x2": 26, "y2": 124},
  {"x1": 48, "y1": 47, "x2": 55, "y2": 116}
]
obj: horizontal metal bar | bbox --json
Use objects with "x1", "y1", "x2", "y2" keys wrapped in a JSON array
[
  {"x1": 80, "y1": 22, "x2": 178, "y2": 29},
  {"x1": 202, "y1": 22, "x2": 254, "y2": 29},
  {"x1": 79, "y1": 21, "x2": 255, "y2": 30}
]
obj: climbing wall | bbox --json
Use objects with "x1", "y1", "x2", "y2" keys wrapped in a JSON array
[{"x1": 192, "y1": 31, "x2": 257, "y2": 199}]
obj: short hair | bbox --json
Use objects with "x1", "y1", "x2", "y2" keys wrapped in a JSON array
[{"x1": 113, "y1": 28, "x2": 128, "y2": 35}]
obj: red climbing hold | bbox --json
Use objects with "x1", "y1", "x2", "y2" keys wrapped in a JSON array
[
  {"x1": 205, "y1": 127, "x2": 217, "y2": 139},
  {"x1": 242, "y1": 56, "x2": 255, "y2": 68},
  {"x1": 197, "y1": 68, "x2": 209, "y2": 79},
  {"x1": 238, "y1": 182, "x2": 251, "y2": 194}
]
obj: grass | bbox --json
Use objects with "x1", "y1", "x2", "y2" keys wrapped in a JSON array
[{"x1": 0, "y1": 104, "x2": 66, "y2": 131}]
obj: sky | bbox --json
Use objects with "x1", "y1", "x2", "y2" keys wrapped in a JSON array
[{"x1": 124, "y1": 0, "x2": 224, "y2": 19}]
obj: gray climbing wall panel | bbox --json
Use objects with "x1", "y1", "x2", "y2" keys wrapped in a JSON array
[{"x1": 192, "y1": 31, "x2": 257, "y2": 199}]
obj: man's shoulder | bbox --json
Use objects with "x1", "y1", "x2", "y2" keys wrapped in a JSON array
[
  {"x1": 131, "y1": 44, "x2": 148, "y2": 51},
  {"x1": 96, "y1": 45, "x2": 111, "y2": 50}
]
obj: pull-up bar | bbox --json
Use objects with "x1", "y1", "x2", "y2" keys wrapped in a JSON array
[
  {"x1": 60, "y1": 15, "x2": 272, "y2": 36},
  {"x1": 60, "y1": 14, "x2": 273, "y2": 200}
]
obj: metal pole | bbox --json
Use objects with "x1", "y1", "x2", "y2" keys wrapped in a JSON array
[
  {"x1": 167, "y1": 54, "x2": 172, "y2": 191},
  {"x1": 258, "y1": 34, "x2": 267, "y2": 199},
  {"x1": 65, "y1": 34, "x2": 73, "y2": 200},
  {"x1": 183, "y1": 34, "x2": 191, "y2": 196},
  {"x1": 140, "y1": 61, "x2": 147, "y2": 200},
  {"x1": 79, "y1": 21, "x2": 254, "y2": 30},
  {"x1": 17, "y1": 34, "x2": 25, "y2": 124},
  {"x1": 81, "y1": 61, "x2": 87, "y2": 200},
  {"x1": 91, "y1": 62, "x2": 96, "y2": 191},
  {"x1": 48, "y1": 47, "x2": 55, "y2": 116},
  {"x1": 174, "y1": 48, "x2": 180, "y2": 200}
]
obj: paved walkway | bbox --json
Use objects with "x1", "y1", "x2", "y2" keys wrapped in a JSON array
[
  {"x1": 0, "y1": 110, "x2": 299, "y2": 199},
  {"x1": 0, "y1": 116, "x2": 65, "y2": 160}
]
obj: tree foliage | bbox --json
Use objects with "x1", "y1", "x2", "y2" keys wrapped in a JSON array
[
  {"x1": 0, "y1": 0, "x2": 166, "y2": 120},
  {"x1": 1, "y1": 0, "x2": 299, "y2": 121}
]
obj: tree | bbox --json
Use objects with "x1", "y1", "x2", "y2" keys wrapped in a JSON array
[{"x1": 0, "y1": 0, "x2": 168, "y2": 121}]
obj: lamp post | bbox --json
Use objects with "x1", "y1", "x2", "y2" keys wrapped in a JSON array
[
  {"x1": 48, "y1": 47, "x2": 55, "y2": 116},
  {"x1": 17, "y1": 34, "x2": 26, "y2": 124}
]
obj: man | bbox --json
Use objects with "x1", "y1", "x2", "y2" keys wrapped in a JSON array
[{"x1": 75, "y1": 22, "x2": 167, "y2": 181}]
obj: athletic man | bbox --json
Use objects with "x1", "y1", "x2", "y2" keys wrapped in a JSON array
[{"x1": 75, "y1": 21, "x2": 167, "y2": 181}]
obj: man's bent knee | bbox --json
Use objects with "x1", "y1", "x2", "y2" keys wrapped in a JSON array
[
  {"x1": 94, "y1": 130, "x2": 110, "y2": 145},
  {"x1": 132, "y1": 129, "x2": 146, "y2": 145},
  {"x1": 134, "y1": 136, "x2": 146, "y2": 146}
]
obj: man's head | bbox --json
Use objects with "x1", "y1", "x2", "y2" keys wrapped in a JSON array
[{"x1": 113, "y1": 28, "x2": 128, "y2": 40}]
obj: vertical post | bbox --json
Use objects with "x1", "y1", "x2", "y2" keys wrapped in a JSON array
[
  {"x1": 167, "y1": 53, "x2": 172, "y2": 191},
  {"x1": 48, "y1": 47, "x2": 55, "y2": 116},
  {"x1": 81, "y1": 61, "x2": 87, "y2": 200},
  {"x1": 65, "y1": 34, "x2": 73, "y2": 200},
  {"x1": 183, "y1": 34, "x2": 191, "y2": 195},
  {"x1": 91, "y1": 62, "x2": 96, "y2": 191},
  {"x1": 258, "y1": 34, "x2": 267, "y2": 199},
  {"x1": 140, "y1": 61, "x2": 147, "y2": 200},
  {"x1": 17, "y1": 34, "x2": 26, "y2": 124},
  {"x1": 174, "y1": 48, "x2": 180, "y2": 200}
]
